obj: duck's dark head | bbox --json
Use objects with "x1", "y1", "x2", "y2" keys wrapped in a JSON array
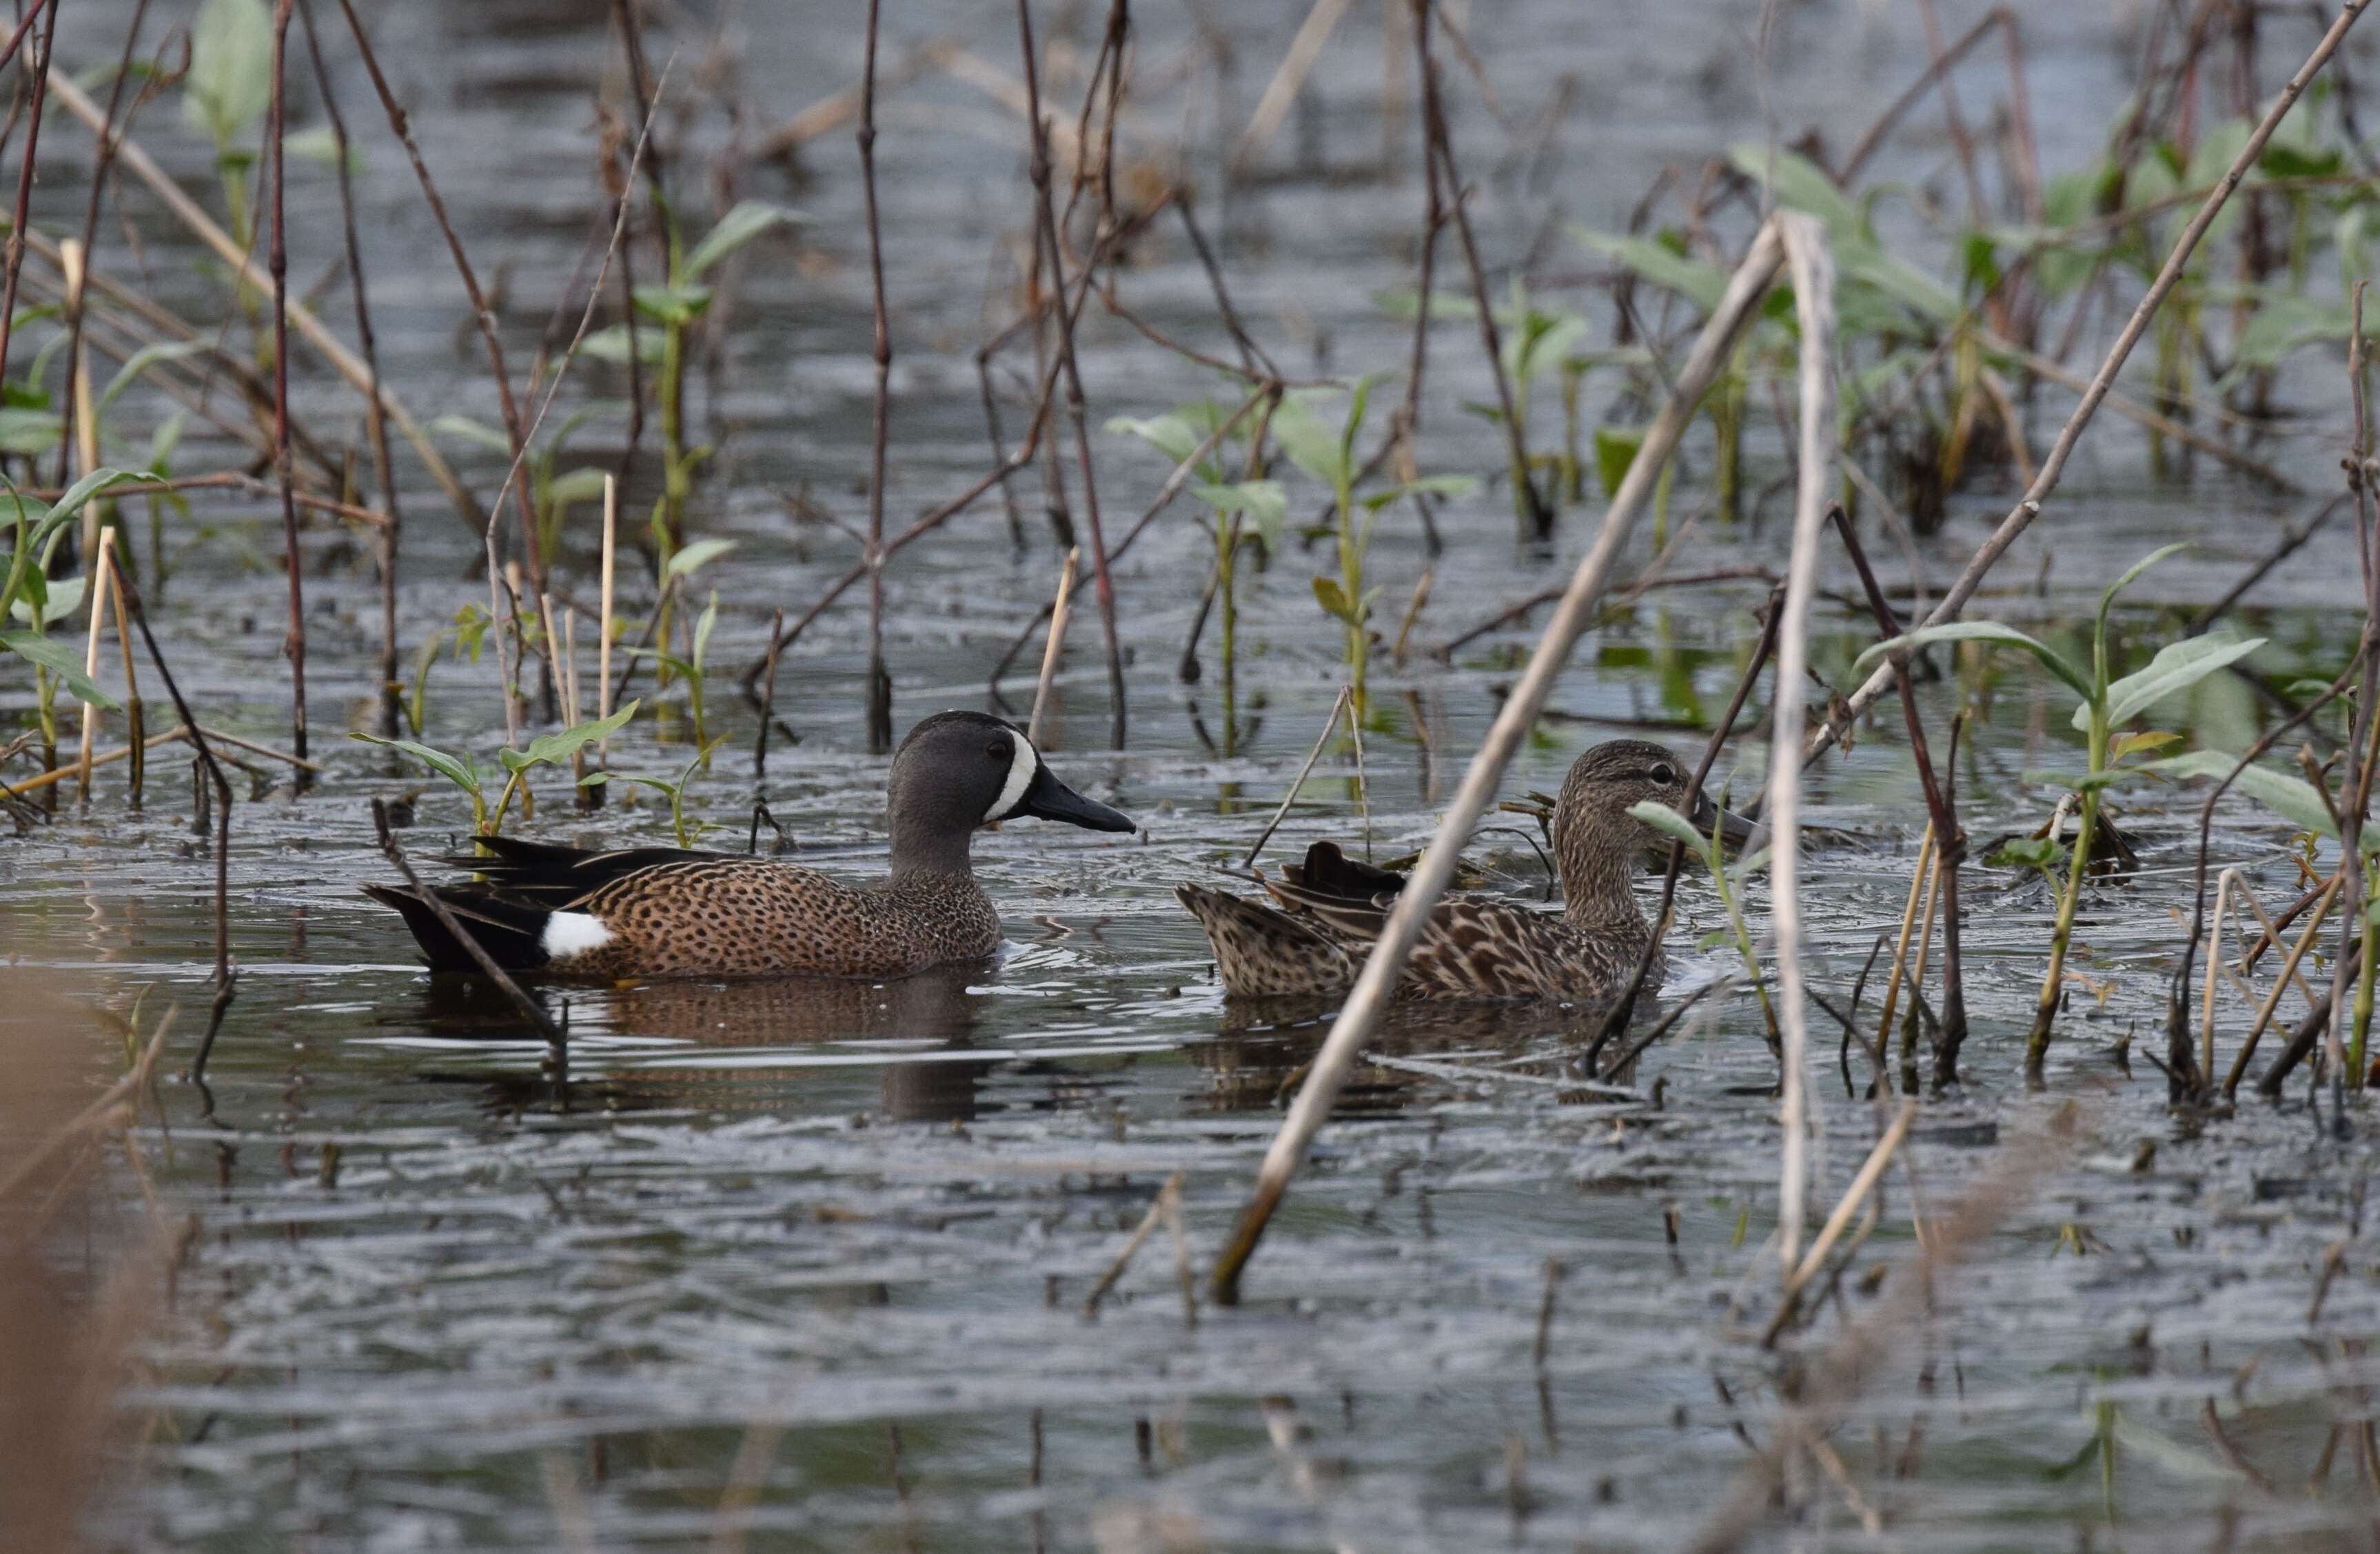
[{"x1": 888, "y1": 711, "x2": 1135, "y2": 875}]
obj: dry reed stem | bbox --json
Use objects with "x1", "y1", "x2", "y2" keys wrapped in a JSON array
[
  {"x1": 1831, "y1": 509, "x2": 1969, "y2": 1076},
  {"x1": 41, "y1": 70, "x2": 480, "y2": 530},
  {"x1": 1780, "y1": 1099, "x2": 1916, "y2": 1302},
  {"x1": 1208, "y1": 219, "x2": 1789, "y2": 1305},
  {"x1": 371, "y1": 799, "x2": 560, "y2": 1050},
  {"x1": 1810, "y1": 0, "x2": 2370, "y2": 757},
  {"x1": 1081, "y1": 1171, "x2": 1184, "y2": 1317},
  {"x1": 2227, "y1": 872, "x2": 2343, "y2": 1097},
  {"x1": 74, "y1": 534, "x2": 114, "y2": 801},
  {"x1": 1689, "y1": 1109, "x2": 2075, "y2": 1553},
  {"x1": 1028, "y1": 546, "x2": 1080, "y2": 747},
  {"x1": 2204, "y1": 868, "x2": 2243, "y2": 1082},
  {"x1": 1232, "y1": 0, "x2": 1356, "y2": 171},
  {"x1": 1242, "y1": 686, "x2": 1352, "y2": 869},
  {"x1": 1766, "y1": 212, "x2": 1839, "y2": 1280}
]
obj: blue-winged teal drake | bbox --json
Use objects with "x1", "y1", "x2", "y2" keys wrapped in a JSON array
[
  {"x1": 1176, "y1": 738, "x2": 1753, "y2": 1002},
  {"x1": 367, "y1": 711, "x2": 1135, "y2": 980}
]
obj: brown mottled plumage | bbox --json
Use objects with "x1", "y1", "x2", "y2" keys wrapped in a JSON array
[
  {"x1": 1175, "y1": 739, "x2": 1753, "y2": 1003},
  {"x1": 366, "y1": 711, "x2": 1135, "y2": 981}
]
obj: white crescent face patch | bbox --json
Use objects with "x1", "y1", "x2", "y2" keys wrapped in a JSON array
[{"x1": 986, "y1": 729, "x2": 1039, "y2": 824}]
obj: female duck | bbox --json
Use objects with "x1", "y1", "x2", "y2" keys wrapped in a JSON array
[
  {"x1": 368, "y1": 711, "x2": 1135, "y2": 980},
  {"x1": 1176, "y1": 738, "x2": 1751, "y2": 1002}
]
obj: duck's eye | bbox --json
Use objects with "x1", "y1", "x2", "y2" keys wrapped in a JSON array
[
  {"x1": 1650, "y1": 764, "x2": 1677, "y2": 785},
  {"x1": 988, "y1": 739, "x2": 1010, "y2": 761}
]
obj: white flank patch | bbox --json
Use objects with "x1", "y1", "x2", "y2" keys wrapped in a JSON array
[
  {"x1": 540, "y1": 911, "x2": 614, "y2": 961},
  {"x1": 986, "y1": 730, "x2": 1039, "y2": 823}
]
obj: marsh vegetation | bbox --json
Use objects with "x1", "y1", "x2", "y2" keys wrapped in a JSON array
[{"x1": 6, "y1": 0, "x2": 2380, "y2": 1548}]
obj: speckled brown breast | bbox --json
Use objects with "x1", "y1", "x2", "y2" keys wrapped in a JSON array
[{"x1": 556, "y1": 860, "x2": 1001, "y2": 980}]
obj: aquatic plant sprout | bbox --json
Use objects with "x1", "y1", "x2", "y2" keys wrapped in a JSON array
[
  {"x1": 1855, "y1": 544, "x2": 2266, "y2": 1076},
  {"x1": 353, "y1": 702, "x2": 637, "y2": 836},
  {"x1": 1629, "y1": 796, "x2": 1777, "y2": 1044}
]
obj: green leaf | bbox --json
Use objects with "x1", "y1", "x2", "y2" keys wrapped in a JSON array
[
  {"x1": 148, "y1": 411, "x2": 186, "y2": 476},
  {"x1": 2099, "y1": 542, "x2": 2191, "y2": 629},
  {"x1": 1106, "y1": 411, "x2": 1207, "y2": 467},
  {"x1": 1, "y1": 628, "x2": 119, "y2": 710},
  {"x1": 183, "y1": 0, "x2": 272, "y2": 148},
  {"x1": 579, "y1": 323, "x2": 665, "y2": 366},
  {"x1": 350, "y1": 733, "x2": 482, "y2": 798},
  {"x1": 1853, "y1": 622, "x2": 2093, "y2": 703},
  {"x1": 633, "y1": 282, "x2": 714, "y2": 326},
  {"x1": 0, "y1": 408, "x2": 62, "y2": 457},
  {"x1": 1725, "y1": 143, "x2": 1865, "y2": 236},
  {"x1": 1311, "y1": 575, "x2": 1359, "y2": 625},
  {"x1": 8, "y1": 572, "x2": 83, "y2": 626},
  {"x1": 1271, "y1": 391, "x2": 1350, "y2": 488},
  {"x1": 96, "y1": 340, "x2": 214, "y2": 420},
  {"x1": 1573, "y1": 229, "x2": 1729, "y2": 313},
  {"x1": 684, "y1": 201, "x2": 801, "y2": 278},
  {"x1": 2108, "y1": 730, "x2": 2183, "y2": 761},
  {"x1": 427, "y1": 413, "x2": 513, "y2": 456},
  {"x1": 666, "y1": 537, "x2": 738, "y2": 577},
  {"x1": 542, "y1": 467, "x2": 610, "y2": 511},
  {"x1": 504, "y1": 699, "x2": 640, "y2": 774},
  {"x1": 1627, "y1": 799, "x2": 1712, "y2": 853},
  {"x1": 283, "y1": 123, "x2": 363, "y2": 174},
  {"x1": 1989, "y1": 835, "x2": 2069, "y2": 872},
  {"x1": 2085, "y1": 632, "x2": 2265, "y2": 731},
  {"x1": 1194, "y1": 480, "x2": 1288, "y2": 551},
  {"x1": 691, "y1": 591, "x2": 719, "y2": 671},
  {"x1": 2144, "y1": 750, "x2": 2338, "y2": 840},
  {"x1": 1593, "y1": 426, "x2": 1645, "y2": 499},
  {"x1": 1372, "y1": 287, "x2": 1483, "y2": 322},
  {"x1": 1359, "y1": 473, "x2": 1478, "y2": 511}
]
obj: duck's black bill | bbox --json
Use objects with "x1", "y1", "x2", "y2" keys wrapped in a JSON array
[
  {"x1": 1014, "y1": 764, "x2": 1136, "y2": 833},
  {"x1": 1689, "y1": 788, "x2": 1762, "y2": 850}
]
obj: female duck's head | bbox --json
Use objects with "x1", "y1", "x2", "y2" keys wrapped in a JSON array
[
  {"x1": 888, "y1": 711, "x2": 1135, "y2": 874},
  {"x1": 1552, "y1": 739, "x2": 1756, "y2": 915}
]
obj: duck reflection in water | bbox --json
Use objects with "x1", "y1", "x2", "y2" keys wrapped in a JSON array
[
  {"x1": 411, "y1": 963, "x2": 1005, "y2": 1123},
  {"x1": 1191, "y1": 994, "x2": 1640, "y2": 1115}
]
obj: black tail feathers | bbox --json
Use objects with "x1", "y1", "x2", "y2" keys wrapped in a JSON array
[{"x1": 363, "y1": 883, "x2": 553, "y2": 974}]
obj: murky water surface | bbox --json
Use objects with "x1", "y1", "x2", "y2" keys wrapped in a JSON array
[{"x1": 8, "y1": 1, "x2": 2380, "y2": 1548}]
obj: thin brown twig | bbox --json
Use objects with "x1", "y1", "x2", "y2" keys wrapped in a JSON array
[
  {"x1": 1019, "y1": 0, "x2": 1128, "y2": 747},
  {"x1": 861, "y1": 0, "x2": 896, "y2": 753},
  {"x1": 0, "y1": 0, "x2": 59, "y2": 392},
  {"x1": 334, "y1": 0, "x2": 540, "y2": 593},
  {"x1": 269, "y1": 0, "x2": 308, "y2": 764},
  {"x1": 296, "y1": 0, "x2": 401, "y2": 735}
]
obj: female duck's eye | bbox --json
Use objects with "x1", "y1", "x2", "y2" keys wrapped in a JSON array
[{"x1": 1650, "y1": 765, "x2": 1676, "y2": 785}]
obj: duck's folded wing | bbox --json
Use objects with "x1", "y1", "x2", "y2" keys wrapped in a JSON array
[
  {"x1": 1276, "y1": 841, "x2": 1407, "y2": 902},
  {"x1": 445, "y1": 835, "x2": 722, "y2": 908},
  {"x1": 1259, "y1": 876, "x2": 1580, "y2": 1001}
]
